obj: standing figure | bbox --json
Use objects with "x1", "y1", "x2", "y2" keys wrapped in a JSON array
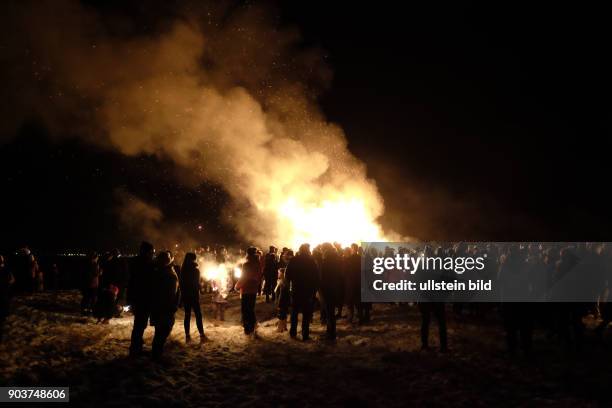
[
  {"x1": 127, "y1": 241, "x2": 155, "y2": 357},
  {"x1": 93, "y1": 283, "x2": 118, "y2": 324},
  {"x1": 263, "y1": 246, "x2": 279, "y2": 303},
  {"x1": 236, "y1": 247, "x2": 262, "y2": 336},
  {"x1": 319, "y1": 243, "x2": 344, "y2": 341},
  {"x1": 150, "y1": 251, "x2": 180, "y2": 360},
  {"x1": 344, "y1": 244, "x2": 362, "y2": 323},
  {"x1": 81, "y1": 252, "x2": 100, "y2": 315},
  {"x1": 180, "y1": 253, "x2": 206, "y2": 343},
  {"x1": 286, "y1": 244, "x2": 319, "y2": 341},
  {"x1": 418, "y1": 247, "x2": 448, "y2": 351},
  {"x1": 276, "y1": 250, "x2": 294, "y2": 332}
]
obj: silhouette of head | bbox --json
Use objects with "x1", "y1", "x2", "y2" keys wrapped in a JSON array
[
  {"x1": 139, "y1": 241, "x2": 154, "y2": 257},
  {"x1": 299, "y1": 243, "x2": 311, "y2": 255},
  {"x1": 157, "y1": 251, "x2": 172, "y2": 267},
  {"x1": 182, "y1": 252, "x2": 197, "y2": 269}
]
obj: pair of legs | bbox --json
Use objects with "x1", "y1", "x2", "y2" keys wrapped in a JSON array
[
  {"x1": 420, "y1": 302, "x2": 447, "y2": 351},
  {"x1": 152, "y1": 314, "x2": 175, "y2": 360},
  {"x1": 502, "y1": 303, "x2": 532, "y2": 355},
  {"x1": 80, "y1": 288, "x2": 97, "y2": 313},
  {"x1": 264, "y1": 277, "x2": 277, "y2": 303},
  {"x1": 290, "y1": 299, "x2": 313, "y2": 340},
  {"x1": 241, "y1": 294, "x2": 257, "y2": 334},
  {"x1": 184, "y1": 299, "x2": 204, "y2": 340},
  {"x1": 357, "y1": 302, "x2": 371, "y2": 324},
  {"x1": 213, "y1": 302, "x2": 226, "y2": 321},
  {"x1": 323, "y1": 298, "x2": 337, "y2": 340},
  {"x1": 129, "y1": 306, "x2": 150, "y2": 356}
]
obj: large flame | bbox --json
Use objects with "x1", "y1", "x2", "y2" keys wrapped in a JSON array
[{"x1": 277, "y1": 196, "x2": 387, "y2": 249}]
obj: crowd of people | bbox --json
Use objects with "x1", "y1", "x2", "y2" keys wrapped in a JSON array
[{"x1": 1, "y1": 241, "x2": 612, "y2": 361}]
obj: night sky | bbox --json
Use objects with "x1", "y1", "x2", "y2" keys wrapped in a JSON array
[{"x1": 1, "y1": 1, "x2": 611, "y2": 252}]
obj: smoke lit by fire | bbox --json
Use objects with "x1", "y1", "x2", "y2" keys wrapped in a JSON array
[{"x1": 1, "y1": 0, "x2": 400, "y2": 248}]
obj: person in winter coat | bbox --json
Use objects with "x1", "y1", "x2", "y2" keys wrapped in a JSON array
[
  {"x1": 236, "y1": 247, "x2": 262, "y2": 335},
  {"x1": 150, "y1": 251, "x2": 180, "y2": 360},
  {"x1": 128, "y1": 241, "x2": 156, "y2": 357},
  {"x1": 286, "y1": 243, "x2": 319, "y2": 341},
  {"x1": 0, "y1": 255, "x2": 15, "y2": 343},
  {"x1": 179, "y1": 252, "x2": 206, "y2": 343},
  {"x1": 319, "y1": 243, "x2": 344, "y2": 341}
]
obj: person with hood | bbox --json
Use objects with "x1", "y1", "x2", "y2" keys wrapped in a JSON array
[
  {"x1": 128, "y1": 241, "x2": 155, "y2": 357},
  {"x1": 263, "y1": 246, "x2": 279, "y2": 303},
  {"x1": 319, "y1": 243, "x2": 344, "y2": 341},
  {"x1": 0, "y1": 255, "x2": 15, "y2": 343},
  {"x1": 286, "y1": 243, "x2": 319, "y2": 341},
  {"x1": 179, "y1": 252, "x2": 206, "y2": 344},
  {"x1": 236, "y1": 247, "x2": 262, "y2": 335},
  {"x1": 150, "y1": 251, "x2": 180, "y2": 360}
]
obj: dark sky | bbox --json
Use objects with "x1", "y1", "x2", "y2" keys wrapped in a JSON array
[{"x1": 1, "y1": 1, "x2": 611, "y2": 252}]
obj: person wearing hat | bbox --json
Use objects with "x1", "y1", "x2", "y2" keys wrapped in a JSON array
[{"x1": 236, "y1": 247, "x2": 263, "y2": 336}]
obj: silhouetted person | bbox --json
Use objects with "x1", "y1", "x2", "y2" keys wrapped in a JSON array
[
  {"x1": 286, "y1": 243, "x2": 319, "y2": 341},
  {"x1": 236, "y1": 247, "x2": 262, "y2": 336},
  {"x1": 180, "y1": 252, "x2": 206, "y2": 343},
  {"x1": 0, "y1": 255, "x2": 15, "y2": 343},
  {"x1": 13, "y1": 247, "x2": 34, "y2": 293},
  {"x1": 419, "y1": 303, "x2": 447, "y2": 351},
  {"x1": 33, "y1": 255, "x2": 43, "y2": 292},
  {"x1": 150, "y1": 251, "x2": 180, "y2": 360},
  {"x1": 499, "y1": 246, "x2": 533, "y2": 355},
  {"x1": 93, "y1": 283, "x2": 118, "y2": 324},
  {"x1": 418, "y1": 247, "x2": 447, "y2": 351},
  {"x1": 81, "y1": 252, "x2": 100, "y2": 315},
  {"x1": 263, "y1": 246, "x2": 279, "y2": 303},
  {"x1": 276, "y1": 250, "x2": 293, "y2": 332},
  {"x1": 128, "y1": 241, "x2": 155, "y2": 357},
  {"x1": 319, "y1": 243, "x2": 344, "y2": 341},
  {"x1": 344, "y1": 244, "x2": 362, "y2": 323},
  {"x1": 554, "y1": 247, "x2": 586, "y2": 350}
]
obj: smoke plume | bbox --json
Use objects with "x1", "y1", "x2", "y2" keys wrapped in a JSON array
[{"x1": 1, "y1": 0, "x2": 397, "y2": 247}]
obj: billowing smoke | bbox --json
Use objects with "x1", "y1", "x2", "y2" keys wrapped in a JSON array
[{"x1": 1, "y1": 0, "x2": 399, "y2": 247}]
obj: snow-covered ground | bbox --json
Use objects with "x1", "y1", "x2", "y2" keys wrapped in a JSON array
[{"x1": 0, "y1": 291, "x2": 608, "y2": 407}]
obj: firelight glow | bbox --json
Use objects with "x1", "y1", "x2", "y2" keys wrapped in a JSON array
[{"x1": 278, "y1": 196, "x2": 387, "y2": 249}]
